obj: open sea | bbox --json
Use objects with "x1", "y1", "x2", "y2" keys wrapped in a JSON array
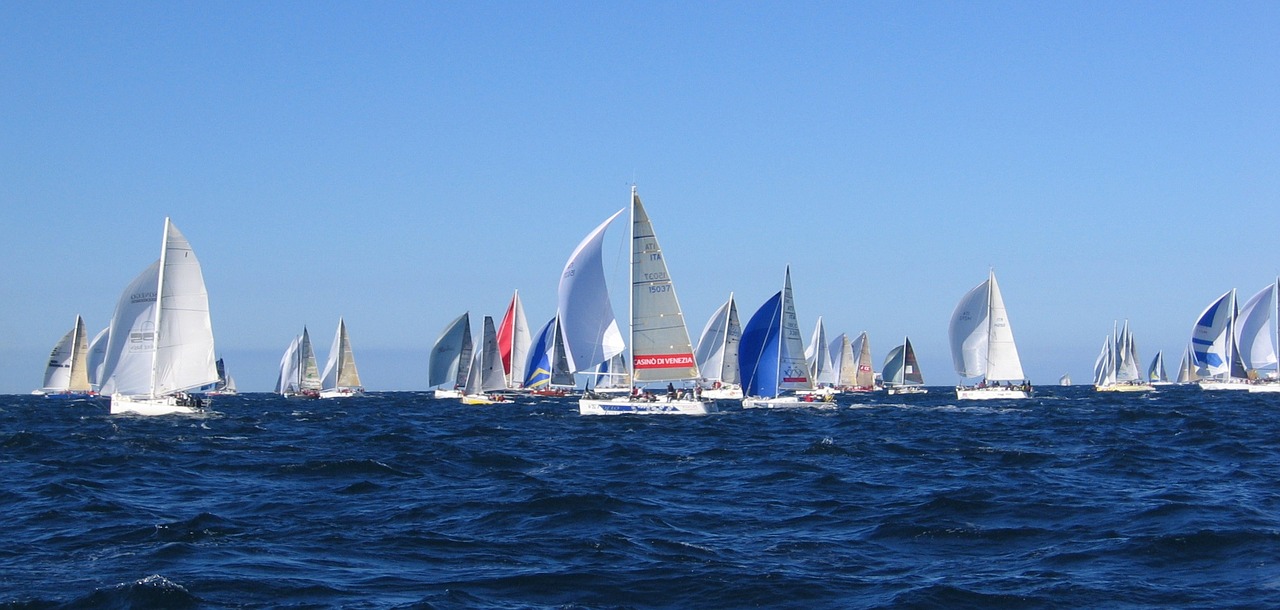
[{"x1": 2, "y1": 386, "x2": 1279, "y2": 609}]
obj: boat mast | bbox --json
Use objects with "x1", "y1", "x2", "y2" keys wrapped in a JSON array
[
  {"x1": 149, "y1": 217, "x2": 171, "y2": 398},
  {"x1": 628, "y1": 185, "x2": 636, "y2": 390}
]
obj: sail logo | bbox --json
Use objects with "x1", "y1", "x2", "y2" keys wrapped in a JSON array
[
  {"x1": 130, "y1": 291, "x2": 157, "y2": 304},
  {"x1": 783, "y1": 365, "x2": 808, "y2": 383},
  {"x1": 633, "y1": 354, "x2": 694, "y2": 369}
]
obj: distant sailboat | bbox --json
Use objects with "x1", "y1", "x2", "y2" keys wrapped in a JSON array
[
  {"x1": 34, "y1": 315, "x2": 95, "y2": 398},
  {"x1": 740, "y1": 267, "x2": 823, "y2": 408},
  {"x1": 1094, "y1": 321, "x2": 1152, "y2": 392},
  {"x1": 949, "y1": 269, "x2": 1030, "y2": 399},
  {"x1": 523, "y1": 315, "x2": 574, "y2": 396},
  {"x1": 86, "y1": 326, "x2": 109, "y2": 392},
  {"x1": 694, "y1": 294, "x2": 743, "y2": 399},
  {"x1": 1147, "y1": 351, "x2": 1172, "y2": 386},
  {"x1": 206, "y1": 357, "x2": 238, "y2": 396},
  {"x1": 461, "y1": 315, "x2": 510, "y2": 405},
  {"x1": 882, "y1": 336, "x2": 927, "y2": 395},
  {"x1": 849, "y1": 331, "x2": 876, "y2": 391},
  {"x1": 1191, "y1": 290, "x2": 1249, "y2": 390},
  {"x1": 1175, "y1": 344, "x2": 1200, "y2": 385},
  {"x1": 277, "y1": 327, "x2": 322, "y2": 398},
  {"x1": 1059, "y1": 373, "x2": 1072, "y2": 386},
  {"x1": 429, "y1": 313, "x2": 472, "y2": 399},
  {"x1": 100, "y1": 218, "x2": 218, "y2": 415},
  {"x1": 496, "y1": 291, "x2": 531, "y2": 389},
  {"x1": 319, "y1": 318, "x2": 363, "y2": 398},
  {"x1": 800, "y1": 317, "x2": 837, "y2": 397},
  {"x1": 568, "y1": 187, "x2": 712, "y2": 415},
  {"x1": 828, "y1": 333, "x2": 858, "y2": 392}
]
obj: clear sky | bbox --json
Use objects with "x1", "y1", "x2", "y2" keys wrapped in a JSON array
[{"x1": 3, "y1": 2, "x2": 1277, "y2": 393}]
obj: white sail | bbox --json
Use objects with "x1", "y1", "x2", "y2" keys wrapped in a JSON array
[
  {"x1": 479, "y1": 316, "x2": 507, "y2": 393},
  {"x1": 1093, "y1": 334, "x2": 1115, "y2": 387},
  {"x1": 430, "y1": 312, "x2": 471, "y2": 388},
  {"x1": 694, "y1": 294, "x2": 741, "y2": 385},
  {"x1": 985, "y1": 271, "x2": 1024, "y2": 381},
  {"x1": 777, "y1": 267, "x2": 813, "y2": 392},
  {"x1": 1236, "y1": 283, "x2": 1277, "y2": 373},
  {"x1": 298, "y1": 327, "x2": 321, "y2": 390},
  {"x1": 86, "y1": 326, "x2": 109, "y2": 390},
  {"x1": 629, "y1": 192, "x2": 699, "y2": 383},
  {"x1": 99, "y1": 261, "x2": 161, "y2": 396},
  {"x1": 830, "y1": 333, "x2": 858, "y2": 387},
  {"x1": 805, "y1": 317, "x2": 835, "y2": 385},
  {"x1": 276, "y1": 335, "x2": 301, "y2": 394},
  {"x1": 40, "y1": 318, "x2": 88, "y2": 393},
  {"x1": 949, "y1": 279, "x2": 990, "y2": 379},
  {"x1": 1115, "y1": 321, "x2": 1142, "y2": 383},
  {"x1": 152, "y1": 220, "x2": 218, "y2": 396},
  {"x1": 321, "y1": 318, "x2": 362, "y2": 394},
  {"x1": 557, "y1": 208, "x2": 626, "y2": 373}
]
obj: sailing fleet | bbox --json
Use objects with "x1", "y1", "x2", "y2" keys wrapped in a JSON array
[{"x1": 32, "y1": 196, "x2": 1280, "y2": 415}]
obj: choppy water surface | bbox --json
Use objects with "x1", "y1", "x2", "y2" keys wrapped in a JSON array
[{"x1": 2, "y1": 386, "x2": 1279, "y2": 608}]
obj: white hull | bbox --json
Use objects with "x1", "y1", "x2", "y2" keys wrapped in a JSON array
[
  {"x1": 579, "y1": 396, "x2": 715, "y2": 415},
  {"x1": 433, "y1": 388, "x2": 463, "y2": 399},
  {"x1": 886, "y1": 385, "x2": 928, "y2": 395},
  {"x1": 742, "y1": 395, "x2": 835, "y2": 409},
  {"x1": 700, "y1": 386, "x2": 743, "y2": 399},
  {"x1": 110, "y1": 393, "x2": 204, "y2": 416},
  {"x1": 955, "y1": 386, "x2": 1030, "y2": 400},
  {"x1": 1095, "y1": 383, "x2": 1153, "y2": 393},
  {"x1": 1248, "y1": 382, "x2": 1280, "y2": 393},
  {"x1": 320, "y1": 387, "x2": 364, "y2": 399},
  {"x1": 796, "y1": 386, "x2": 838, "y2": 397},
  {"x1": 1199, "y1": 380, "x2": 1251, "y2": 391}
]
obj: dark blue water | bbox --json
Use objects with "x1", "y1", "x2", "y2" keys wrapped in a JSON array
[{"x1": 3, "y1": 387, "x2": 1279, "y2": 609}]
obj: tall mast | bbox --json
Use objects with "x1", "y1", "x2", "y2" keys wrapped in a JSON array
[
  {"x1": 628, "y1": 185, "x2": 636, "y2": 388},
  {"x1": 149, "y1": 217, "x2": 171, "y2": 398}
]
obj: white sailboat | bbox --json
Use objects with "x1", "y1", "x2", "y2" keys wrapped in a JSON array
[
  {"x1": 828, "y1": 333, "x2": 858, "y2": 392},
  {"x1": 882, "y1": 336, "x2": 927, "y2": 395},
  {"x1": 1191, "y1": 289, "x2": 1250, "y2": 390},
  {"x1": 1239, "y1": 279, "x2": 1280, "y2": 392},
  {"x1": 949, "y1": 269, "x2": 1031, "y2": 399},
  {"x1": 694, "y1": 294, "x2": 743, "y2": 399},
  {"x1": 1059, "y1": 373, "x2": 1072, "y2": 386},
  {"x1": 100, "y1": 218, "x2": 218, "y2": 415},
  {"x1": 320, "y1": 318, "x2": 364, "y2": 398},
  {"x1": 429, "y1": 313, "x2": 472, "y2": 398},
  {"x1": 461, "y1": 315, "x2": 511, "y2": 405},
  {"x1": 34, "y1": 315, "x2": 95, "y2": 398},
  {"x1": 799, "y1": 317, "x2": 837, "y2": 397},
  {"x1": 1147, "y1": 351, "x2": 1172, "y2": 386},
  {"x1": 569, "y1": 187, "x2": 713, "y2": 415},
  {"x1": 1094, "y1": 321, "x2": 1152, "y2": 392},
  {"x1": 1175, "y1": 344, "x2": 1200, "y2": 385},
  {"x1": 205, "y1": 357, "x2": 237, "y2": 396},
  {"x1": 740, "y1": 267, "x2": 825, "y2": 408},
  {"x1": 497, "y1": 291, "x2": 532, "y2": 390},
  {"x1": 276, "y1": 327, "x2": 322, "y2": 398}
]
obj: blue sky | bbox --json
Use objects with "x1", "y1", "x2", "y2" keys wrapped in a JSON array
[{"x1": 2, "y1": 2, "x2": 1277, "y2": 393}]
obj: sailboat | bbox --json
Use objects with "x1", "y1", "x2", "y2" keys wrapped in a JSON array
[
  {"x1": 429, "y1": 312, "x2": 472, "y2": 399},
  {"x1": 461, "y1": 315, "x2": 510, "y2": 405},
  {"x1": 522, "y1": 315, "x2": 574, "y2": 396},
  {"x1": 949, "y1": 269, "x2": 1031, "y2": 399},
  {"x1": 1239, "y1": 279, "x2": 1280, "y2": 392},
  {"x1": 848, "y1": 331, "x2": 876, "y2": 391},
  {"x1": 740, "y1": 267, "x2": 824, "y2": 408},
  {"x1": 1094, "y1": 321, "x2": 1152, "y2": 392},
  {"x1": 276, "y1": 327, "x2": 322, "y2": 398},
  {"x1": 882, "y1": 336, "x2": 927, "y2": 395},
  {"x1": 1059, "y1": 373, "x2": 1072, "y2": 386},
  {"x1": 34, "y1": 315, "x2": 95, "y2": 398},
  {"x1": 1175, "y1": 344, "x2": 1200, "y2": 385},
  {"x1": 205, "y1": 357, "x2": 238, "y2": 396},
  {"x1": 800, "y1": 317, "x2": 838, "y2": 397},
  {"x1": 319, "y1": 318, "x2": 364, "y2": 398},
  {"x1": 86, "y1": 326, "x2": 109, "y2": 392},
  {"x1": 1191, "y1": 289, "x2": 1250, "y2": 390},
  {"x1": 567, "y1": 187, "x2": 713, "y2": 415},
  {"x1": 694, "y1": 294, "x2": 743, "y2": 399},
  {"x1": 1147, "y1": 351, "x2": 1172, "y2": 386},
  {"x1": 496, "y1": 291, "x2": 532, "y2": 390},
  {"x1": 100, "y1": 218, "x2": 218, "y2": 415},
  {"x1": 828, "y1": 333, "x2": 858, "y2": 392}
]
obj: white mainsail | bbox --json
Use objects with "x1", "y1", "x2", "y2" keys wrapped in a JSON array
[
  {"x1": 557, "y1": 208, "x2": 626, "y2": 374},
  {"x1": 805, "y1": 317, "x2": 836, "y2": 385},
  {"x1": 321, "y1": 318, "x2": 362, "y2": 395},
  {"x1": 430, "y1": 312, "x2": 472, "y2": 389},
  {"x1": 830, "y1": 333, "x2": 858, "y2": 388},
  {"x1": 694, "y1": 294, "x2": 741, "y2": 386},
  {"x1": 629, "y1": 192, "x2": 699, "y2": 383},
  {"x1": 99, "y1": 261, "x2": 162, "y2": 396},
  {"x1": 1236, "y1": 282, "x2": 1277, "y2": 374},
  {"x1": 778, "y1": 267, "x2": 813, "y2": 392}
]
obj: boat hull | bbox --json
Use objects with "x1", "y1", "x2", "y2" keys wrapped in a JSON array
[
  {"x1": 1247, "y1": 382, "x2": 1280, "y2": 393},
  {"x1": 1198, "y1": 380, "x2": 1251, "y2": 391},
  {"x1": 886, "y1": 385, "x2": 928, "y2": 395},
  {"x1": 110, "y1": 393, "x2": 205, "y2": 416},
  {"x1": 1094, "y1": 383, "x2": 1153, "y2": 392},
  {"x1": 955, "y1": 386, "x2": 1030, "y2": 400},
  {"x1": 741, "y1": 395, "x2": 835, "y2": 408},
  {"x1": 699, "y1": 385, "x2": 743, "y2": 400},
  {"x1": 579, "y1": 397, "x2": 715, "y2": 415},
  {"x1": 433, "y1": 388, "x2": 463, "y2": 399},
  {"x1": 461, "y1": 394, "x2": 511, "y2": 405},
  {"x1": 320, "y1": 387, "x2": 364, "y2": 399}
]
